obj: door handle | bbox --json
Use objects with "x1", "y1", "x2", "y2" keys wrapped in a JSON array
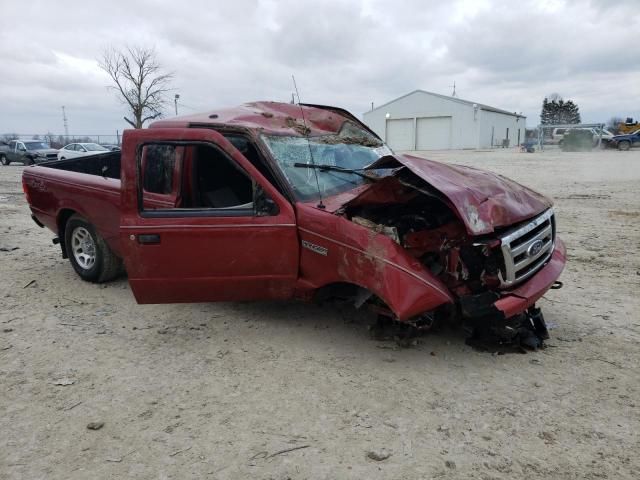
[{"x1": 137, "y1": 234, "x2": 161, "y2": 245}]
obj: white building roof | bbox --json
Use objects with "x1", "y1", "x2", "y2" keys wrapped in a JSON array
[{"x1": 366, "y1": 89, "x2": 525, "y2": 119}]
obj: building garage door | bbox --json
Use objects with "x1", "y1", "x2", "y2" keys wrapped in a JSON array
[
  {"x1": 416, "y1": 116, "x2": 452, "y2": 150},
  {"x1": 386, "y1": 118, "x2": 414, "y2": 151}
]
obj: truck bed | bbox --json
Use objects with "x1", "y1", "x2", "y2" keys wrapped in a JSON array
[
  {"x1": 23, "y1": 152, "x2": 123, "y2": 256},
  {"x1": 44, "y1": 152, "x2": 121, "y2": 179}
]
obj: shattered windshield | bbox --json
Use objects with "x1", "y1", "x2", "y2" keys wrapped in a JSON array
[{"x1": 262, "y1": 122, "x2": 394, "y2": 201}]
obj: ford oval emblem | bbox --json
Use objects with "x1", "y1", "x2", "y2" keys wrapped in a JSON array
[{"x1": 527, "y1": 239, "x2": 544, "y2": 258}]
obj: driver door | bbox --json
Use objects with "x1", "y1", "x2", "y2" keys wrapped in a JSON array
[{"x1": 119, "y1": 128, "x2": 300, "y2": 304}]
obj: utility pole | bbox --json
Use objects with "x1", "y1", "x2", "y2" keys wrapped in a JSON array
[
  {"x1": 174, "y1": 94, "x2": 180, "y2": 116},
  {"x1": 450, "y1": 81, "x2": 457, "y2": 97},
  {"x1": 61, "y1": 106, "x2": 69, "y2": 137},
  {"x1": 371, "y1": 101, "x2": 374, "y2": 111}
]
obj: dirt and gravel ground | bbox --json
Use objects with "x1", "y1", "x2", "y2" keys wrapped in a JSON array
[{"x1": 1, "y1": 147, "x2": 639, "y2": 479}]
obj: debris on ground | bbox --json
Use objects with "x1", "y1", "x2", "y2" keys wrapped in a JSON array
[
  {"x1": 366, "y1": 449, "x2": 392, "y2": 461},
  {"x1": 53, "y1": 378, "x2": 75, "y2": 386},
  {"x1": 105, "y1": 449, "x2": 137, "y2": 463},
  {"x1": 169, "y1": 446, "x2": 192, "y2": 457},
  {"x1": 267, "y1": 445, "x2": 309, "y2": 458},
  {"x1": 465, "y1": 307, "x2": 550, "y2": 354},
  {"x1": 62, "y1": 401, "x2": 82, "y2": 411},
  {"x1": 87, "y1": 422, "x2": 104, "y2": 430}
]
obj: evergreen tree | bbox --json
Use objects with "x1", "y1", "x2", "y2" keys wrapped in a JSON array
[{"x1": 540, "y1": 96, "x2": 581, "y2": 125}]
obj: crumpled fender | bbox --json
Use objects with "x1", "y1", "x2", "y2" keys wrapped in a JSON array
[{"x1": 295, "y1": 205, "x2": 454, "y2": 320}]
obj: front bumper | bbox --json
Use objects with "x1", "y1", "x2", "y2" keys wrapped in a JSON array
[{"x1": 460, "y1": 238, "x2": 566, "y2": 320}]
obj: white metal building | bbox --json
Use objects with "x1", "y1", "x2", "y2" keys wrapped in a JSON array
[{"x1": 363, "y1": 90, "x2": 526, "y2": 151}]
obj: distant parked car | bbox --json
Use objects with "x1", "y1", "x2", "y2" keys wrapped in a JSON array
[
  {"x1": 595, "y1": 128, "x2": 615, "y2": 145},
  {"x1": 548, "y1": 127, "x2": 613, "y2": 147},
  {"x1": 100, "y1": 144, "x2": 121, "y2": 151},
  {"x1": 609, "y1": 130, "x2": 640, "y2": 151},
  {"x1": 57, "y1": 143, "x2": 110, "y2": 160},
  {"x1": 546, "y1": 128, "x2": 567, "y2": 145},
  {"x1": 0, "y1": 141, "x2": 10, "y2": 164},
  {"x1": 1, "y1": 140, "x2": 58, "y2": 165}
]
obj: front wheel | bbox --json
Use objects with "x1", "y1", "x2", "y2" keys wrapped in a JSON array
[
  {"x1": 618, "y1": 141, "x2": 631, "y2": 151},
  {"x1": 25, "y1": 156, "x2": 35, "y2": 165},
  {"x1": 0, "y1": 155, "x2": 8, "y2": 166},
  {"x1": 64, "y1": 214, "x2": 122, "y2": 283}
]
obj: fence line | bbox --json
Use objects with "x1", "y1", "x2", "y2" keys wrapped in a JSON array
[{"x1": 1, "y1": 133, "x2": 121, "y2": 148}]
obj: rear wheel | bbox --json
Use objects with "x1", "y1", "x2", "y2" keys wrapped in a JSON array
[
  {"x1": 0, "y1": 155, "x2": 8, "y2": 166},
  {"x1": 618, "y1": 141, "x2": 631, "y2": 151},
  {"x1": 64, "y1": 214, "x2": 122, "y2": 283}
]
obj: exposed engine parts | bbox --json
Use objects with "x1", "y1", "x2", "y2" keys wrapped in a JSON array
[
  {"x1": 340, "y1": 172, "x2": 561, "y2": 351},
  {"x1": 345, "y1": 193, "x2": 505, "y2": 297}
]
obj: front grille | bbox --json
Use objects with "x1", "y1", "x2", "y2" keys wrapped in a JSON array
[{"x1": 498, "y1": 209, "x2": 555, "y2": 287}]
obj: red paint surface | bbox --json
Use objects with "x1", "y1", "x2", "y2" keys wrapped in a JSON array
[
  {"x1": 149, "y1": 101, "x2": 356, "y2": 137},
  {"x1": 23, "y1": 102, "x2": 566, "y2": 323}
]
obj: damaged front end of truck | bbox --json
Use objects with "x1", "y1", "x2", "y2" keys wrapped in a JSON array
[
  {"x1": 334, "y1": 157, "x2": 566, "y2": 349},
  {"x1": 252, "y1": 103, "x2": 565, "y2": 349}
]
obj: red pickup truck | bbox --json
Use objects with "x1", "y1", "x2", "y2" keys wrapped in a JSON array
[{"x1": 23, "y1": 102, "x2": 565, "y2": 346}]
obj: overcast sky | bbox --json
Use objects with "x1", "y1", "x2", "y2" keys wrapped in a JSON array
[{"x1": 1, "y1": 0, "x2": 638, "y2": 136}]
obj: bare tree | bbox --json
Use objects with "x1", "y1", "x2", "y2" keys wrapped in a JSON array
[
  {"x1": 99, "y1": 46, "x2": 173, "y2": 129},
  {"x1": 1, "y1": 133, "x2": 19, "y2": 142}
]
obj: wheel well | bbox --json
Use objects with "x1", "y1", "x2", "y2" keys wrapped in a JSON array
[
  {"x1": 314, "y1": 282, "x2": 364, "y2": 302},
  {"x1": 313, "y1": 282, "x2": 392, "y2": 315},
  {"x1": 57, "y1": 209, "x2": 77, "y2": 259}
]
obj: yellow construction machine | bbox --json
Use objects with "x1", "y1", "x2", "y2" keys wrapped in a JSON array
[{"x1": 618, "y1": 118, "x2": 640, "y2": 134}]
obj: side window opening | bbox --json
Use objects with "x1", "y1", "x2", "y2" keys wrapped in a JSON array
[
  {"x1": 224, "y1": 134, "x2": 281, "y2": 192},
  {"x1": 192, "y1": 145, "x2": 253, "y2": 209},
  {"x1": 139, "y1": 141, "x2": 264, "y2": 216}
]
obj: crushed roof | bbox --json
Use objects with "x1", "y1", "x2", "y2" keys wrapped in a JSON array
[{"x1": 150, "y1": 101, "x2": 353, "y2": 136}]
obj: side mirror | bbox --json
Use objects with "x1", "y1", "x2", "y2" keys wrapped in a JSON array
[
  {"x1": 254, "y1": 184, "x2": 279, "y2": 216},
  {"x1": 261, "y1": 197, "x2": 279, "y2": 216},
  {"x1": 18, "y1": 146, "x2": 26, "y2": 151}
]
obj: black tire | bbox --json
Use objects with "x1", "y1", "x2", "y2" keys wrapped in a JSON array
[
  {"x1": 618, "y1": 141, "x2": 631, "y2": 151},
  {"x1": 64, "y1": 214, "x2": 122, "y2": 283},
  {"x1": 60, "y1": 157, "x2": 65, "y2": 160},
  {"x1": 0, "y1": 155, "x2": 8, "y2": 166},
  {"x1": 25, "y1": 156, "x2": 35, "y2": 166}
]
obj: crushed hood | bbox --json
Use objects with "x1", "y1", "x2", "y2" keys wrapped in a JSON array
[{"x1": 336, "y1": 154, "x2": 553, "y2": 236}]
